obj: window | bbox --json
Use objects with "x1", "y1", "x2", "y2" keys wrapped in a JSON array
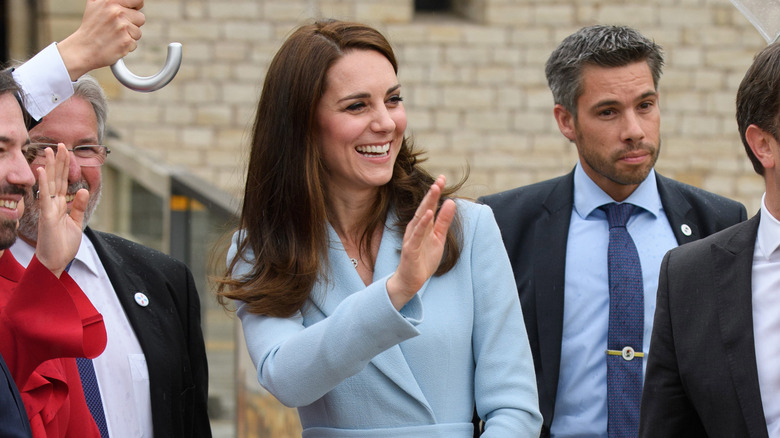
[
  {"x1": 415, "y1": 0, "x2": 451, "y2": 12},
  {"x1": 1, "y1": 0, "x2": 8, "y2": 64}
]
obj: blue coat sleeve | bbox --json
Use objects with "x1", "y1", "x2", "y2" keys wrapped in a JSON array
[{"x1": 467, "y1": 203, "x2": 543, "y2": 436}]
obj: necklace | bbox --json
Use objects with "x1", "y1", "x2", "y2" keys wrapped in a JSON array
[{"x1": 349, "y1": 257, "x2": 358, "y2": 268}]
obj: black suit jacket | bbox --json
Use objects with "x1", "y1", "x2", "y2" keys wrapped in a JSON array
[
  {"x1": 639, "y1": 214, "x2": 768, "y2": 437},
  {"x1": 478, "y1": 170, "x2": 747, "y2": 436},
  {"x1": 85, "y1": 228, "x2": 212, "y2": 437},
  {"x1": 0, "y1": 352, "x2": 31, "y2": 438}
]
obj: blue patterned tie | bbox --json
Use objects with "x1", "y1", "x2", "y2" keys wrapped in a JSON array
[
  {"x1": 76, "y1": 357, "x2": 109, "y2": 437},
  {"x1": 67, "y1": 260, "x2": 109, "y2": 438},
  {"x1": 602, "y1": 203, "x2": 643, "y2": 438}
]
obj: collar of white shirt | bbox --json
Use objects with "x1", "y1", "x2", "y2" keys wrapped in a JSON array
[
  {"x1": 757, "y1": 193, "x2": 780, "y2": 261},
  {"x1": 573, "y1": 161, "x2": 663, "y2": 220},
  {"x1": 10, "y1": 233, "x2": 101, "y2": 277}
]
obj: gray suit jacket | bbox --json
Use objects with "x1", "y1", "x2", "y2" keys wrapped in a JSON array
[
  {"x1": 479, "y1": 170, "x2": 747, "y2": 436},
  {"x1": 639, "y1": 214, "x2": 768, "y2": 437}
]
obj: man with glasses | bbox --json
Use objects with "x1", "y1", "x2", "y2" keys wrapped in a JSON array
[
  {"x1": 27, "y1": 144, "x2": 110, "y2": 167},
  {"x1": 10, "y1": 75, "x2": 212, "y2": 438}
]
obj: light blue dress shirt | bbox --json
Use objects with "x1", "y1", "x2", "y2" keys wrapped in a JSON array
[{"x1": 550, "y1": 163, "x2": 678, "y2": 437}]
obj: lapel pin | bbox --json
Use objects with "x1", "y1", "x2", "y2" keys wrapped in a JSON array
[
  {"x1": 681, "y1": 224, "x2": 692, "y2": 237},
  {"x1": 134, "y1": 292, "x2": 150, "y2": 307}
]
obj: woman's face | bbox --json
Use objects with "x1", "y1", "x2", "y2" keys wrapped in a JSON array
[{"x1": 316, "y1": 49, "x2": 406, "y2": 195}]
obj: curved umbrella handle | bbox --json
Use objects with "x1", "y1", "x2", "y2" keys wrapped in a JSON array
[{"x1": 110, "y1": 42, "x2": 183, "y2": 92}]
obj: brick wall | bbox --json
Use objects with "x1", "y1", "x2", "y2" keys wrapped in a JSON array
[{"x1": 35, "y1": 0, "x2": 769, "y2": 212}]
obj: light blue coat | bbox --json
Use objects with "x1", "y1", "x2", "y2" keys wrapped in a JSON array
[{"x1": 231, "y1": 201, "x2": 542, "y2": 437}]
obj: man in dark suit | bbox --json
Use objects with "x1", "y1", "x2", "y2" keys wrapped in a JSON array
[
  {"x1": 10, "y1": 73, "x2": 211, "y2": 437},
  {"x1": 639, "y1": 39, "x2": 780, "y2": 438},
  {"x1": 479, "y1": 25, "x2": 746, "y2": 437},
  {"x1": 0, "y1": 353, "x2": 30, "y2": 438}
]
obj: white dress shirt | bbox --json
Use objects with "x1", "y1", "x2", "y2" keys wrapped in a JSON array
[
  {"x1": 11, "y1": 236, "x2": 154, "y2": 437},
  {"x1": 752, "y1": 194, "x2": 780, "y2": 437},
  {"x1": 11, "y1": 42, "x2": 74, "y2": 120}
]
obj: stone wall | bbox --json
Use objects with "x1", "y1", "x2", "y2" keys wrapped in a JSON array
[{"x1": 30, "y1": 0, "x2": 769, "y2": 212}]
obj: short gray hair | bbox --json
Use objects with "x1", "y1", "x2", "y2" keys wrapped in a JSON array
[
  {"x1": 72, "y1": 74, "x2": 109, "y2": 144},
  {"x1": 545, "y1": 25, "x2": 664, "y2": 117}
]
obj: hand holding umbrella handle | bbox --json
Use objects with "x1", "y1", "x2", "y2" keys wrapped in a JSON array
[{"x1": 110, "y1": 42, "x2": 182, "y2": 92}]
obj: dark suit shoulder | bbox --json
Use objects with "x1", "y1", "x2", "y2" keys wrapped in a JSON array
[
  {"x1": 478, "y1": 173, "x2": 573, "y2": 231},
  {"x1": 479, "y1": 174, "x2": 569, "y2": 209},
  {"x1": 666, "y1": 214, "x2": 758, "y2": 261},
  {"x1": 86, "y1": 228, "x2": 192, "y2": 274},
  {"x1": 657, "y1": 175, "x2": 747, "y2": 221}
]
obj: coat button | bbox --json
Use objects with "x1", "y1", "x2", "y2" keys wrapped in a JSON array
[{"x1": 681, "y1": 224, "x2": 692, "y2": 236}]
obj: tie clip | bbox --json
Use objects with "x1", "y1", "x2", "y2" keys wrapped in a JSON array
[{"x1": 606, "y1": 346, "x2": 644, "y2": 361}]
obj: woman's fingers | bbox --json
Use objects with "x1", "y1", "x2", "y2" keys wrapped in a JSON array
[
  {"x1": 408, "y1": 175, "x2": 445, "y2": 231},
  {"x1": 433, "y1": 199, "x2": 456, "y2": 237}
]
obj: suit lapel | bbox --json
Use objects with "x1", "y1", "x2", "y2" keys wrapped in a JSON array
[
  {"x1": 83, "y1": 228, "x2": 166, "y2": 373},
  {"x1": 711, "y1": 216, "x2": 768, "y2": 437},
  {"x1": 310, "y1": 220, "x2": 433, "y2": 415},
  {"x1": 656, "y1": 175, "x2": 700, "y2": 245},
  {"x1": 535, "y1": 172, "x2": 574, "y2": 415}
]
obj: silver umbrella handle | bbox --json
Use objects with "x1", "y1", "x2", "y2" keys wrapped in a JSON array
[{"x1": 110, "y1": 42, "x2": 182, "y2": 92}]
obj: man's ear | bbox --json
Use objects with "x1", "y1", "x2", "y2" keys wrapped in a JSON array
[
  {"x1": 553, "y1": 104, "x2": 576, "y2": 142},
  {"x1": 745, "y1": 124, "x2": 777, "y2": 170}
]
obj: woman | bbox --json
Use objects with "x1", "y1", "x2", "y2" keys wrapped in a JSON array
[{"x1": 219, "y1": 19, "x2": 542, "y2": 437}]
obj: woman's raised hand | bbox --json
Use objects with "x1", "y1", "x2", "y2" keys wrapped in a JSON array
[
  {"x1": 34, "y1": 144, "x2": 90, "y2": 277},
  {"x1": 386, "y1": 175, "x2": 456, "y2": 310}
]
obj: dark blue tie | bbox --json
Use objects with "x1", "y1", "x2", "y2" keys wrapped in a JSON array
[
  {"x1": 67, "y1": 261, "x2": 109, "y2": 437},
  {"x1": 76, "y1": 358, "x2": 109, "y2": 437},
  {"x1": 602, "y1": 203, "x2": 643, "y2": 438}
]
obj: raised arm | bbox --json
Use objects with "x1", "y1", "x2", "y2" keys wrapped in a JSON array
[
  {"x1": 57, "y1": 0, "x2": 146, "y2": 81},
  {"x1": 13, "y1": 0, "x2": 145, "y2": 120}
]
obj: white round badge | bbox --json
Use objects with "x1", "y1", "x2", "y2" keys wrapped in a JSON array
[{"x1": 134, "y1": 292, "x2": 150, "y2": 307}]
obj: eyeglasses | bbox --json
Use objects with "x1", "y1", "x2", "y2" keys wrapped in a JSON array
[{"x1": 27, "y1": 143, "x2": 111, "y2": 167}]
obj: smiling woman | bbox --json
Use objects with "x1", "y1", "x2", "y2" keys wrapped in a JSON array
[
  {"x1": 315, "y1": 49, "x2": 406, "y2": 201},
  {"x1": 217, "y1": 19, "x2": 542, "y2": 437}
]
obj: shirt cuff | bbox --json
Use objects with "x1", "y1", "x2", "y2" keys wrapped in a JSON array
[{"x1": 12, "y1": 42, "x2": 74, "y2": 121}]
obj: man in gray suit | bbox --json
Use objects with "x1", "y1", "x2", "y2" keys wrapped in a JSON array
[{"x1": 639, "y1": 39, "x2": 780, "y2": 438}]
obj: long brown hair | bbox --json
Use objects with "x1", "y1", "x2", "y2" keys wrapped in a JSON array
[{"x1": 217, "y1": 20, "x2": 463, "y2": 317}]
